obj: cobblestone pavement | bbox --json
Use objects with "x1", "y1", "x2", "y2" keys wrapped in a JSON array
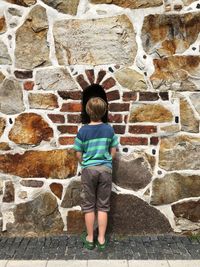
[{"x1": 0, "y1": 235, "x2": 199, "y2": 260}]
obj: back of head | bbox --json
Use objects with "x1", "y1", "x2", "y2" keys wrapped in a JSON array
[{"x1": 86, "y1": 97, "x2": 107, "y2": 122}]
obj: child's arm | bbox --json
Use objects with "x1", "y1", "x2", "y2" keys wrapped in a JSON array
[
  {"x1": 76, "y1": 151, "x2": 83, "y2": 164},
  {"x1": 110, "y1": 147, "x2": 117, "y2": 159}
]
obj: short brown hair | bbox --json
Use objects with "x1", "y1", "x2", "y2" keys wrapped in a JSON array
[{"x1": 86, "y1": 97, "x2": 107, "y2": 122}]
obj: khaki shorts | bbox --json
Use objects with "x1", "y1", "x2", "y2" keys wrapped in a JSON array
[{"x1": 81, "y1": 165, "x2": 112, "y2": 213}]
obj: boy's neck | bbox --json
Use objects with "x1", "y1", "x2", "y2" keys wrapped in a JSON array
[{"x1": 89, "y1": 120, "x2": 103, "y2": 125}]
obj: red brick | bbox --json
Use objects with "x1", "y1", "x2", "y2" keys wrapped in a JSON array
[
  {"x1": 96, "y1": 70, "x2": 106, "y2": 84},
  {"x1": 120, "y1": 137, "x2": 148, "y2": 146},
  {"x1": 102, "y1": 77, "x2": 116, "y2": 90},
  {"x1": 139, "y1": 92, "x2": 159, "y2": 101},
  {"x1": 61, "y1": 102, "x2": 82, "y2": 112},
  {"x1": 106, "y1": 90, "x2": 120, "y2": 101},
  {"x1": 58, "y1": 91, "x2": 82, "y2": 100},
  {"x1": 76, "y1": 74, "x2": 89, "y2": 89},
  {"x1": 48, "y1": 114, "x2": 65, "y2": 123},
  {"x1": 59, "y1": 136, "x2": 75, "y2": 145},
  {"x1": 124, "y1": 115, "x2": 128, "y2": 123},
  {"x1": 123, "y1": 91, "x2": 137, "y2": 101},
  {"x1": 150, "y1": 136, "x2": 159, "y2": 145},
  {"x1": 67, "y1": 114, "x2": 81, "y2": 123},
  {"x1": 129, "y1": 125, "x2": 157, "y2": 134},
  {"x1": 57, "y1": 125, "x2": 78, "y2": 134},
  {"x1": 108, "y1": 114, "x2": 122, "y2": 123},
  {"x1": 23, "y1": 81, "x2": 34, "y2": 91},
  {"x1": 109, "y1": 103, "x2": 130, "y2": 112},
  {"x1": 85, "y1": 69, "x2": 95, "y2": 84},
  {"x1": 113, "y1": 125, "x2": 126, "y2": 134}
]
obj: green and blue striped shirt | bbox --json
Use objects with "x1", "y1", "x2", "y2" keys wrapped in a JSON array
[{"x1": 73, "y1": 123, "x2": 118, "y2": 169}]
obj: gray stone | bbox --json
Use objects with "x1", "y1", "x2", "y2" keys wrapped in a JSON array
[
  {"x1": 61, "y1": 180, "x2": 82, "y2": 208},
  {"x1": 0, "y1": 79, "x2": 25, "y2": 115},
  {"x1": 0, "y1": 180, "x2": 3, "y2": 195},
  {"x1": 41, "y1": 0, "x2": 80, "y2": 15},
  {"x1": 8, "y1": 8, "x2": 22, "y2": 17},
  {"x1": 108, "y1": 192, "x2": 172, "y2": 234},
  {"x1": 4, "y1": 0, "x2": 36, "y2": 6},
  {"x1": 172, "y1": 199, "x2": 200, "y2": 222},
  {"x1": 15, "y1": 5, "x2": 50, "y2": 69},
  {"x1": 0, "y1": 41, "x2": 12, "y2": 65},
  {"x1": 3, "y1": 181, "x2": 15, "y2": 203},
  {"x1": 112, "y1": 152, "x2": 154, "y2": 191},
  {"x1": 89, "y1": 0, "x2": 163, "y2": 8},
  {"x1": 20, "y1": 180, "x2": 44, "y2": 188},
  {"x1": 53, "y1": 14, "x2": 136, "y2": 66},
  {"x1": 190, "y1": 93, "x2": 200, "y2": 116},
  {"x1": 35, "y1": 68, "x2": 78, "y2": 91},
  {"x1": 159, "y1": 135, "x2": 200, "y2": 171},
  {"x1": 6, "y1": 192, "x2": 64, "y2": 236},
  {"x1": 151, "y1": 173, "x2": 200, "y2": 205}
]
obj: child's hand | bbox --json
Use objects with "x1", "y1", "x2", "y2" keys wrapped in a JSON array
[{"x1": 76, "y1": 151, "x2": 82, "y2": 164}]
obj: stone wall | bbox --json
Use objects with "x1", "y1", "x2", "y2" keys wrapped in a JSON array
[{"x1": 0, "y1": 0, "x2": 200, "y2": 237}]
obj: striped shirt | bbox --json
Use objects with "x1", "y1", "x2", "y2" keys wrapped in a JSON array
[{"x1": 73, "y1": 123, "x2": 118, "y2": 169}]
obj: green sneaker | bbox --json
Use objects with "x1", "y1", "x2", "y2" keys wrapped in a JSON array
[
  {"x1": 96, "y1": 237, "x2": 108, "y2": 251},
  {"x1": 81, "y1": 232, "x2": 95, "y2": 250}
]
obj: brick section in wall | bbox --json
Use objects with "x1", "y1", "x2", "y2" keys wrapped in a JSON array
[
  {"x1": 59, "y1": 136, "x2": 75, "y2": 145},
  {"x1": 120, "y1": 137, "x2": 148, "y2": 146},
  {"x1": 129, "y1": 125, "x2": 157, "y2": 134},
  {"x1": 60, "y1": 102, "x2": 82, "y2": 112}
]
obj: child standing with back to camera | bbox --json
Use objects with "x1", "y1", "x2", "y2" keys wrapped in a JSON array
[{"x1": 73, "y1": 93, "x2": 118, "y2": 251}]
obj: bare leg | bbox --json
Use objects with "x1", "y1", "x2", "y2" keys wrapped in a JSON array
[
  {"x1": 97, "y1": 211, "x2": 107, "y2": 244},
  {"x1": 85, "y1": 211, "x2": 95, "y2": 242}
]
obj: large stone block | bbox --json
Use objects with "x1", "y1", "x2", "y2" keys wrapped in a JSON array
[
  {"x1": 6, "y1": 192, "x2": 64, "y2": 236},
  {"x1": 142, "y1": 12, "x2": 200, "y2": 57},
  {"x1": 112, "y1": 152, "x2": 155, "y2": 191},
  {"x1": 28, "y1": 93, "x2": 58, "y2": 110},
  {"x1": 53, "y1": 15, "x2": 136, "y2": 66},
  {"x1": 190, "y1": 93, "x2": 200, "y2": 116},
  {"x1": 41, "y1": 0, "x2": 80, "y2": 15},
  {"x1": 151, "y1": 173, "x2": 200, "y2": 205},
  {"x1": 0, "y1": 79, "x2": 25, "y2": 115},
  {"x1": 0, "y1": 149, "x2": 77, "y2": 179},
  {"x1": 8, "y1": 113, "x2": 53, "y2": 145},
  {"x1": 2, "y1": 181, "x2": 15, "y2": 203},
  {"x1": 159, "y1": 135, "x2": 200, "y2": 171},
  {"x1": 151, "y1": 56, "x2": 200, "y2": 91},
  {"x1": 0, "y1": 41, "x2": 11, "y2": 65},
  {"x1": 15, "y1": 5, "x2": 50, "y2": 69},
  {"x1": 89, "y1": 0, "x2": 163, "y2": 8},
  {"x1": 67, "y1": 210, "x2": 85, "y2": 234},
  {"x1": 108, "y1": 192, "x2": 172, "y2": 234},
  {"x1": 172, "y1": 199, "x2": 200, "y2": 222},
  {"x1": 35, "y1": 68, "x2": 78, "y2": 91},
  {"x1": 61, "y1": 180, "x2": 82, "y2": 208}
]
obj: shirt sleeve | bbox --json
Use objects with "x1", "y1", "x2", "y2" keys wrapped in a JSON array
[
  {"x1": 110, "y1": 133, "x2": 119, "y2": 148},
  {"x1": 73, "y1": 132, "x2": 83, "y2": 152}
]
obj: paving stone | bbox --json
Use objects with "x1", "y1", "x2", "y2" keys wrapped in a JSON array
[{"x1": 7, "y1": 261, "x2": 47, "y2": 267}]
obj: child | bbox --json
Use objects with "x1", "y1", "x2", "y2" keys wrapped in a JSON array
[{"x1": 73, "y1": 96, "x2": 118, "y2": 251}]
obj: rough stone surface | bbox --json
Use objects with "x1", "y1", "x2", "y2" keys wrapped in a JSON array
[
  {"x1": 0, "y1": 41, "x2": 11, "y2": 65},
  {"x1": 151, "y1": 56, "x2": 200, "y2": 91},
  {"x1": 159, "y1": 135, "x2": 200, "y2": 171},
  {"x1": 4, "y1": 0, "x2": 36, "y2": 6},
  {"x1": 151, "y1": 173, "x2": 200, "y2": 205},
  {"x1": 0, "y1": 72, "x2": 5, "y2": 83},
  {"x1": 142, "y1": 12, "x2": 200, "y2": 56},
  {"x1": 67, "y1": 210, "x2": 85, "y2": 234},
  {"x1": 0, "y1": 117, "x2": 6, "y2": 138},
  {"x1": 112, "y1": 152, "x2": 154, "y2": 191},
  {"x1": 8, "y1": 113, "x2": 53, "y2": 145},
  {"x1": 3, "y1": 181, "x2": 15, "y2": 203},
  {"x1": 18, "y1": 191, "x2": 28, "y2": 199},
  {"x1": 180, "y1": 97, "x2": 199, "y2": 133},
  {"x1": 0, "y1": 79, "x2": 25, "y2": 115},
  {"x1": 35, "y1": 68, "x2": 78, "y2": 91},
  {"x1": 0, "y1": 142, "x2": 11, "y2": 151},
  {"x1": 172, "y1": 199, "x2": 200, "y2": 222},
  {"x1": 41, "y1": 0, "x2": 80, "y2": 15},
  {"x1": 28, "y1": 93, "x2": 58, "y2": 110},
  {"x1": 0, "y1": 149, "x2": 77, "y2": 179},
  {"x1": 182, "y1": 0, "x2": 197, "y2": 6},
  {"x1": 20, "y1": 180, "x2": 44, "y2": 188},
  {"x1": 0, "y1": 16, "x2": 6, "y2": 34},
  {"x1": 61, "y1": 180, "x2": 81, "y2": 208},
  {"x1": 129, "y1": 104, "x2": 173, "y2": 123},
  {"x1": 89, "y1": 0, "x2": 163, "y2": 8},
  {"x1": 15, "y1": 5, "x2": 50, "y2": 69},
  {"x1": 0, "y1": 180, "x2": 3, "y2": 195},
  {"x1": 50, "y1": 183, "x2": 63, "y2": 199},
  {"x1": 108, "y1": 192, "x2": 172, "y2": 234},
  {"x1": 114, "y1": 68, "x2": 147, "y2": 91},
  {"x1": 190, "y1": 93, "x2": 200, "y2": 115},
  {"x1": 6, "y1": 192, "x2": 64, "y2": 236},
  {"x1": 53, "y1": 15, "x2": 136, "y2": 66}
]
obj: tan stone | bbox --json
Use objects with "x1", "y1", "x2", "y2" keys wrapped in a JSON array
[
  {"x1": 159, "y1": 135, "x2": 200, "y2": 171},
  {"x1": 0, "y1": 117, "x2": 6, "y2": 138},
  {"x1": 9, "y1": 113, "x2": 53, "y2": 145},
  {"x1": 0, "y1": 72, "x2": 5, "y2": 83},
  {"x1": 190, "y1": 93, "x2": 200, "y2": 116},
  {"x1": 53, "y1": 15, "x2": 136, "y2": 66},
  {"x1": 18, "y1": 191, "x2": 28, "y2": 199},
  {"x1": 4, "y1": 0, "x2": 36, "y2": 6},
  {"x1": 67, "y1": 210, "x2": 85, "y2": 234},
  {"x1": 151, "y1": 173, "x2": 200, "y2": 205},
  {"x1": 0, "y1": 142, "x2": 10, "y2": 151},
  {"x1": 28, "y1": 93, "x2": 58, "y2": 110},
  {"x1": 0, "y1": 41, "x2": 11, "y2": 65},
  {"x1": 160, "y1": 125, "x2": 180, "y2": 134},
  {"x1": 182, "y1": 0, "x2": 197, "y2": 5},
  {"x1": 15, "y1": 5, "x2": 50, "y2": 69},
  {"x1": 89, "y1": 0, "x2": 163, "y2": 8},
  {"x1": 41, "y1": 0, "x2": 80, "y2": 15},
  {"x1": 180, "y1": 97, "x2": 199, "y2": 133},
  {"x1": 0, "y1": 149, "x2": 77, "y2": 179},
  {"x1": 0, "y1": 16, "x2": 6, "y2": 34},
  {"x1": 114, "y1": 68, "x2": 147, "y2": 91},
  {"x1": 172, "y1": 199, "x2": 200, "y2": 222},
  {"x1": 129, "y1": 104, "x2": 173, "y2": 123},
  {"x1": 151, "y1": 56, "x2": 200, "y2": 91},
  {"x1": 142, "y1": 12, "x2": 200, "y2": 57}
]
